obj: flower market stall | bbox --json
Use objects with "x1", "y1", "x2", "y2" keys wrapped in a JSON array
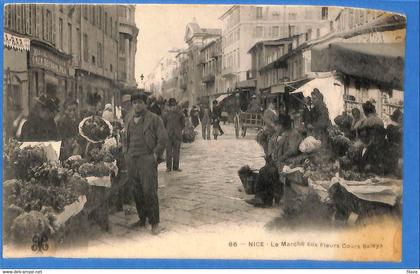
[{"x1": 3, "y1": 114, "x2": 119, "y2": 246}]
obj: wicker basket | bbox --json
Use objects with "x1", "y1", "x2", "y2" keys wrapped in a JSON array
[{"x1": 238, "y1": 169, "x2": 259, "y2": 195}]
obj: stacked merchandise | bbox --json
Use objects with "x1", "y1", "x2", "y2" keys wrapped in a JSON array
[{"x1": 3, "y1": 141, "x2": 89, "y2": 244}]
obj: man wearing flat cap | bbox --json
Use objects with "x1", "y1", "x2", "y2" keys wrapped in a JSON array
[
  {"x1": 162, "y1": 98, "x2": 185, "y2": 172},
  {"x1": 121, "y1": 94, "x2": 132, "y2": 124},
  {"x1": 125, "y1": 93, "x2": 168, "y2": 235}
]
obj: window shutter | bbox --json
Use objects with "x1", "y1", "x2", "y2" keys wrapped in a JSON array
[
  {"x1": 4, "y1": 6, "x2": 9, "y2": 29},
  {"x1": 16, "y1": 5, "x2": 21, "y2": 33},
  {"x1": 25, "y1": 5, "x2": 31, "y2": 35},
  {"x1": 36, "y1": 6, "x2": 41, "y2": 38},
  {"x1": 43, "y1": 8, "x2": 47, "y2": 40},
  {"x1": 114, "y1": 21, "x2": 117, "y2": 39},
  {"x1": 52, "y1": 7, "x2": 56, "y2": 45}
]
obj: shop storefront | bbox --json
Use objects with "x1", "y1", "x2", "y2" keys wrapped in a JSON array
[
  {"x1": 75, "y1": 69, "x2": 120, "y2": 113},
  {"x1": 311, "y1": 42, "x2": 404, "y2": 120},
  {"x1": 29, "y1": 41, "x2": 73, "y2": 112},
  {"x1": 3, "y1": 31, "x2": 30, "y2": 140}
]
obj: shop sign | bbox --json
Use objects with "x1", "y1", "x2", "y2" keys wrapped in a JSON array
[
  {"x1": 30, "y1": 47, "x2": 70, "y2": 76},
  {"x1": 4, "y1": 32, "x2": 30, "y2": 51},
  {"x1": 272, "y1": 85, "x2": 285, "y2": 94}
]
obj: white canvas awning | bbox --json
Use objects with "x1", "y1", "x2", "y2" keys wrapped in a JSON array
[
  {"x1": 291, "y1": 76, "x2": 344, "y2": 122},
  {"x1": 4, "y1": 32, "x2": 30, "y2": 51},
  {"x1": 215, "y1": 94, "x2": 230, "y2": 102}
]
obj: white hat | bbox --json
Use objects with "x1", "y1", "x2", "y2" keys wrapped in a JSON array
[{"x1": 104, "y1": 103, "x2": 113, "y2": 111}]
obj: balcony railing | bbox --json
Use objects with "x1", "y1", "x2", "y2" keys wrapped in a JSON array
[
  {"x1": 118, "y1": 71, "x2": 127, "y2": 81},
  {"x1": 202, "y1": 73, "x2": 215, "y2": 83},
  {"x1": 222, "y1": 66, "x2": 236, "y2": 78},
  {"x1": 198, "y1": 55, "x2": 206, "y2": 64},
  {"x1": 210, "y1": 50, "x2": 220, "y2": 59}
]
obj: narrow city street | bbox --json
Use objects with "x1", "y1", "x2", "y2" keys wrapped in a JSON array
[
  {"x1": 84, "y1": 124, "x2": 282, "y2": 256},
  {"x1": 2, "y1": 4, "x2": 408, "y2": 264}
]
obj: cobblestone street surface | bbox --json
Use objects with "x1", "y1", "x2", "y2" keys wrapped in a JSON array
[{"x1": 85, "y1": 124, "x2": 282, "y2": 255}]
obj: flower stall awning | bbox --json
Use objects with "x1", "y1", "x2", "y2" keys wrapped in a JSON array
[
  {"x1": 291, "y1": 76, "x2": 345, "y2": 121},
  {"x1": 311, "y1": 42, "x2": 405, "y2": 90},
  {"x1": 4, "y1": 32, "x2": 30, "y2": 51}
]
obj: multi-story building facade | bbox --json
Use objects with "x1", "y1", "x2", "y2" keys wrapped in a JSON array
[
  {"x1": 145, "y1": 62, "x2": 163, "y2": 96},
  {"x1": 314, "y1": 8, "x2": 405, "y2": 119},
  {"x1": 173, "y1": 50, "x2": 189, "y2": 103},
  {"x1": 219, "y1": 5, "x2": 338, "y2": 94},
  {"x1": 184, "y1": 20, "x2": 221, "y2": 106},
  {"x1": 145, "y1": 49, "x2": 182, "y2": 98},
  {"x1": 75, "y1": 5, "x2": 121, "y2": 112},
  {"x1": 199, "y1": 37, "x2": 223, "y2": 105},
  {"x1": 117, "y1": 5, "x2": 139, "y2": 96},
  {"x1": 249, "y1": 8, "x2": 405, "y2": 125},
  {"x1": 3, "y1": 4, "x2": 138, "y2": 127}
]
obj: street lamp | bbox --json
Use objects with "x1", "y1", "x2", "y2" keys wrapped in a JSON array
[{"x1": 140, "y1": 74, "x2": 144, "y2": 91}]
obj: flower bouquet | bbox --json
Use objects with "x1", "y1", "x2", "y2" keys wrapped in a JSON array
[{"x1": 79, "y1": 115, "x2": 113, "y2": 143}]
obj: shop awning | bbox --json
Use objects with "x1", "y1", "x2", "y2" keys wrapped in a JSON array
[
  {"x1": 4, "y1": 32, "x2": 30, "y2": 51},
  {"x1": 215, "y1": 93, "x2": 230, "y2": 102},
  {"x1": 291, "y1": 77, "x2": 345, "y2": 122},
  {"x1": 311, "y1": 42, "x2": 405, "y2": 90}
]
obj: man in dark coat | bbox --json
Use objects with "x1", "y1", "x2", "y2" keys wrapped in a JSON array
[
  {"x1": 212, "y1": 100, "x2": 224, "y2": 136},
  {"x1": 148, "y1": 95, "x2": 162, "y2": 116},
  {"x1": 358, "y1": 125, "x2": 393, "y2": 176},
  {"x1": 247, "y1": 95, "x2": 262, "y2": 113},
  {"x1": 310, "y1": 88, "x2": 331, "y2": 145},
  {"x1": 162, "y1": 98, "x2": 185, "y2": 172},
  {"x1": 21, "y1": 95, "x2": 59, "y2": 142},
  {"x1": 302, "y1": 96, "x2": 312, "y2": 129},
  {"x1": 125, "y1": 93, "x2": 168, "y2": 235}
]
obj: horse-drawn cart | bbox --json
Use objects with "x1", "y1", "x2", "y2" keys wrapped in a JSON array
[{"x1": 235, "y1": 112, "x2": 264, "y2": 137}]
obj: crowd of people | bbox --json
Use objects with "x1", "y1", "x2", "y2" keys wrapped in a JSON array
[
  {"x1": 8, "y1": 87, "x2": 232, "y2": 235},
  {"x1": 246, "y1": 88, "x2": 403, "y2": 208},
  {"x1": 6, "y1": 85, "x2": 403, "y2": 231}
]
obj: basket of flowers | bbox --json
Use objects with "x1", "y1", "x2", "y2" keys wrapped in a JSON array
[{"x1": 79, "y1": 115, "x2": 113, "y2": 144}]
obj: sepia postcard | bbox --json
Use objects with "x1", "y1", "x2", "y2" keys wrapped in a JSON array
[{"x1": 2, "y1": 3, "x2": 406, "y2": 262}]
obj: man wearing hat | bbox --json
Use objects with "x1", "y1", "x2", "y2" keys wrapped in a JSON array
[
  {"x1": 147, "y1": 95, "x2": 162, "y2": 116},
  {"x1": 162, "y1": 98, "x2": 185, "y2": 172},
  {"x1": 125, "y1": 93, "x2": 168, "y2": 235},
  {"x1": 247, "y1": 95, "x2": 262, "y2": 113},
  {"x1": 121, "y1": 94, "x2": 132, "y2": 123},
  {"x1": 212, "y1": 100, "x2": 224, "y2": 136}
]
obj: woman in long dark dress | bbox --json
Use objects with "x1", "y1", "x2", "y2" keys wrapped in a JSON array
[
  {"x1": 190, "y1": 106, "x2": 200, "y2": 129},
  {"x1": 20, "y1": 95, "x2": 59, "y2": 142},
  {"x1": 310, "y1": 88, "x2": 331, "y2": 146}
]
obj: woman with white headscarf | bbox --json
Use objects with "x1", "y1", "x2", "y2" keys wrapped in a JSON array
[{"x1": 102, "y1": 103, "x2": 115, "y2": 122}]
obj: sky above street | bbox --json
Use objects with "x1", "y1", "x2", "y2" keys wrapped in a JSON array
[{"x1": 134, "y1": 4, "x2": 229, "y2": 84}]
